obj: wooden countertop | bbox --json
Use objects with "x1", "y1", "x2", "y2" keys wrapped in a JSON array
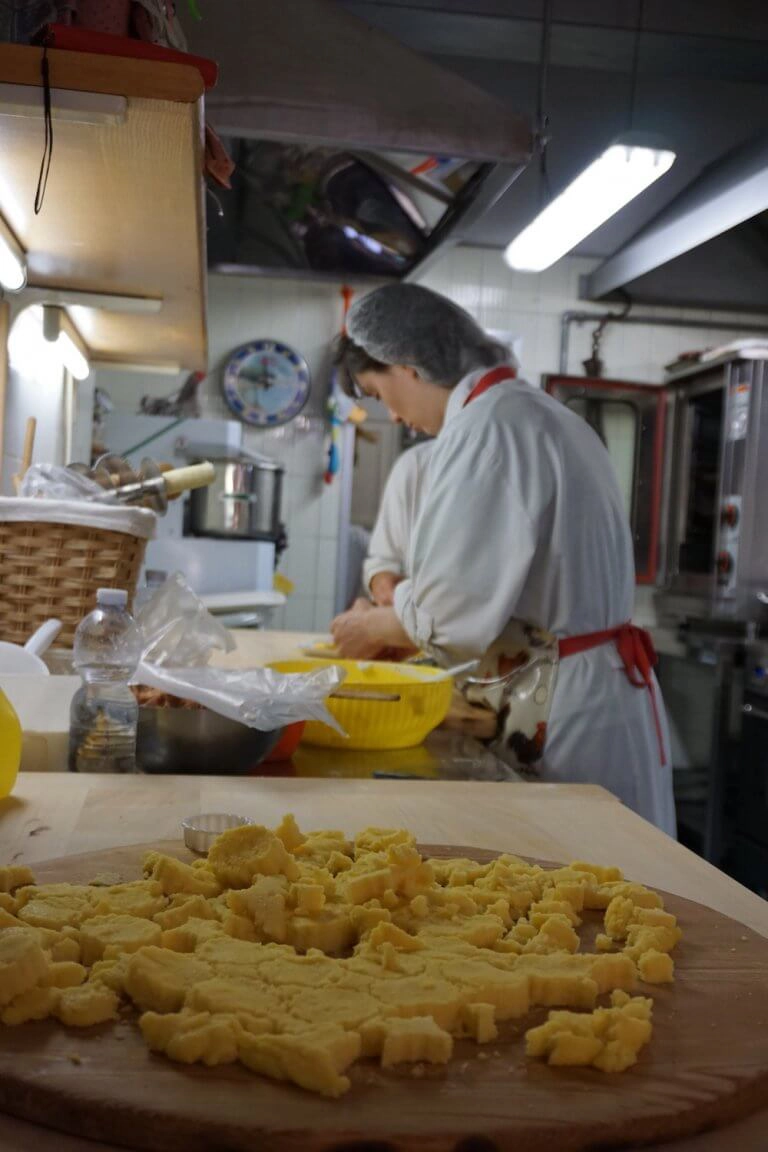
[
  {"x1": 2, "y1": 770, "x2": 768, "y2": 1149},
  {"x1": 210, "y1": 629, "x2": 333, "y2": 666},
  {"x1": 3, "y1": 773, "x2": 766, "y2": 936}
]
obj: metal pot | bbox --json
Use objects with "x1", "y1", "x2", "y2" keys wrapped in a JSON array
[
  {"x1": 189, "y1": 455, "x2": 284, "y2": 541},
  {"x1": 137, "y1": 706, "x2": 282, "y2": 775}
]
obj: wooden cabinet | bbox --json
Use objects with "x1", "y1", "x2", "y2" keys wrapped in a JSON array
[{"x1": 0, "y1": 44, "x2": 207, "y2": 371}]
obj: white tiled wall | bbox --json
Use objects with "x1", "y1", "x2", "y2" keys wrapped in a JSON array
[
  {"x1": 419, "y1": 248, "x2": 768, "y2": 386},
  {"x1": 96, "y1": 254, "x2": 768, "y2": 631}
]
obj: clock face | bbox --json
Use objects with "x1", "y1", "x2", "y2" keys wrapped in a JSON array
[{"x1": 222, "y1": 340, "x2": 311, "y2": 426}]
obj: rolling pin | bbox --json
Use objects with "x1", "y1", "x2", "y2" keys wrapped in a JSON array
[{"x1": 12, "y1": 417, "x2": 36, "y2": 494}]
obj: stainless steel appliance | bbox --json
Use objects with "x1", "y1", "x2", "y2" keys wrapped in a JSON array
[
  {"x1": 546, "y1": 353, "x2": 768, "y2": 616},
  {"x1": 101, "y1": 414, "x2": 284, "y2": 614},
  {"x1": 728, "y1": 640, "x2": 768, "y2": 896},
  {"x1": 659, "y1": 355, "x2": 768, "y2": 622},
  {"x1": 543, "y1": 374, "x2": 666, "y2": 584},
  {"x1": 189, "y1": 454, "x2": 284, "y2": 543}
]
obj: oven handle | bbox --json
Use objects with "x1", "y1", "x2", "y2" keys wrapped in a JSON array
[{"x1": 742, "y1": 702, "x2": 768, "y2": 722}]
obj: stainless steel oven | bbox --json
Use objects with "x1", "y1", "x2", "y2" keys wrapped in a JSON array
[
  {"x1": 727, "y1": 641, "x2": 768, "y2": 896},
  {"x1": 661, "y1": 356, "x2": 768, "y2": 622},
  {"x1": 543, "y1": 375, "x2": 666, "y2": 584},
  {"x1": 546, "y1": 356, "x2": 768, "y2": 622}
]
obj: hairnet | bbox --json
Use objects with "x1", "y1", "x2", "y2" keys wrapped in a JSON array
[{"x1": 345, "y1": 284, "x2": 513, "y2": 387}]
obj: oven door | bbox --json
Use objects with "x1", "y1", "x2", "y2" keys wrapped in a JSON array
[
  {"x1": 543, "y1": 375, "x2": 666, "y2": 584},
  {"x1": 663, "y1": 368, "x2": 727, "y2": 601}
]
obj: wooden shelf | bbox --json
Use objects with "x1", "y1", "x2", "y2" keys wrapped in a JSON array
[{"x1": 0, "y1": 44, "x2": 207, "y2": 371}]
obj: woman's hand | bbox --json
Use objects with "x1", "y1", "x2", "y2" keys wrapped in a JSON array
[
  {"x1": 331, "y1": 600, "x2": 385, "y2": 659},
  {"x1": 369, "y1": 571, "x2": 402, "y2": 607},
  {"x1": 331, "y1": 601, "x2": 413, "y2": 659}
]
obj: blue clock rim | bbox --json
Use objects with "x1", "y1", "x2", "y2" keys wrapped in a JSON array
[{"x1": 221, "y1": 339, "x2": 311, "y2": 427}]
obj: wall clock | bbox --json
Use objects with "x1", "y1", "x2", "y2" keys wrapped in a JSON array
[{"x1": 222, "y1": 339, "x2": 311, "y2": 426}]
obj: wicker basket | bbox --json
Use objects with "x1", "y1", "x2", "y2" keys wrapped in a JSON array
[{"x1": 0, "y1": 499, "x2": 156, "y2": 647}]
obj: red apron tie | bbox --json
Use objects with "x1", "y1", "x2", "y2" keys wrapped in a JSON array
[
  {"x1": 462, "y1": 365, "x2": 517, "y2": 407},
  {"x1": 559, "y1": 624, "x2": 667, "y2": 767}
]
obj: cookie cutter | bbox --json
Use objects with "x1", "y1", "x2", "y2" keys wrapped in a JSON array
[{"x1": 181, "y1": 812, "x2": 254, "y2": 854}]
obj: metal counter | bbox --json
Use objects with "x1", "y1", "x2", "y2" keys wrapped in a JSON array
[{"x1": 254, "y1": 729, "x2": 522, "y2": 782}]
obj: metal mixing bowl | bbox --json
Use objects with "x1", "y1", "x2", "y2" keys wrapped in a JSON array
[{"x1": 136, "y1": 707, "x2": 282, "y2": 775}]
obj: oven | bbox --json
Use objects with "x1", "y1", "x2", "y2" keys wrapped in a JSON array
[
  {"x1": 543, "y1": 375, "x2": 666, "y2": 584},
  {"x1": 727, "y1": 642, "x2": 768, "y2": 897},
  {"x1": 546, "y1": 356, "x2": 768, "y2": 622},
  {"x1": 661, "y1": 356, "x2": 768, "y2": 622}
]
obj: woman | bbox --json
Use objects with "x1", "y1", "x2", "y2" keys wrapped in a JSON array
[
  {"x1": 331, "y1": 283, "x2": 676, "y2": 836},
  {"x1": 364, "y1": 440, "x2": 434, "y2": 607}
]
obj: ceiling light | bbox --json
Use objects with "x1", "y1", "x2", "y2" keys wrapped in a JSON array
[
  {"x1": 9, "y1": 305, "x2": 91, "y2": 381},
  {"x1": 42, "y1": 305, "x2": 91, "y2": 380},
  {"x1": 0, "y1": 212, "x2": 26, "y2": 292},
  {"x1": 504, "y1": 140, "x2": 676, "y2": 273}
]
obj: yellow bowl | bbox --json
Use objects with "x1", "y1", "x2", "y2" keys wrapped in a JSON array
[
  {"x1": 269, "y1": 659, "x2": 453, "y2": 750},
  {"x1": 290, "y1": 743, "x2": 439, "y2": 779}
]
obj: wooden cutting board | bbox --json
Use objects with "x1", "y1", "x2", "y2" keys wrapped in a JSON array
[{"x1": 2, "y1": 841, "x2": 768, "y2": 1152}]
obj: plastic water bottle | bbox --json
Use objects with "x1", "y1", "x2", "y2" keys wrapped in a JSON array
[{"x1": 68, "y1": 589, "x2": 142, "y2": 773}]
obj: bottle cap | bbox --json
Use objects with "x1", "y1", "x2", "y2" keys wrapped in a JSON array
[{"x1": 96, "y1": 588, "x2": 128, "y2": 608}]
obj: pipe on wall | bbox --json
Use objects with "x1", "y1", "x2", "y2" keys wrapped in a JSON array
[{"x1": 559, "y1": 310, "x2": 768, "y2": 376}]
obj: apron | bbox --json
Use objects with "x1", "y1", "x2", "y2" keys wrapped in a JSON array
[{"x1": 456, "y1": 367, "x2": 666, "y2": 779}]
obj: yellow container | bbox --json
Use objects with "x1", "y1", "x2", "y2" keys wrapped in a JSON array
[
  {"x1": 269, "y1": 659, "x2": 453, "y2": 750},
  {"x1": 0, "y1": 689, "x2": 22, "y2": 799},
  {"x1": 291, "y1": 743, "x2": 439, "y2": 779}
]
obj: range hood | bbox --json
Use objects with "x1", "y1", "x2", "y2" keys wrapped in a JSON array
[
  {"x1": 181, "y1": 0, "x2": 531, "y2": 280},
  {"x1": 582, "y1": 132, "x2": 768, "y2": 314}
]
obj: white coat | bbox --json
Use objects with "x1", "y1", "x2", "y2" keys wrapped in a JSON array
[
  {"x1": 363, "y1": 441, "x2": 434, "y2": 594},
  {"x1": 392, "y1": 368, "x2": 676, "y2": 836}
]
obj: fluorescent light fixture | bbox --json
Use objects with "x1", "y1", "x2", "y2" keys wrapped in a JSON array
[
  {"x1": 9, "y1": 304, "x2": 90, "y2": 381},
  {"x1": 55, "y1": 328, "x2": 90, "y2": 380},
  {"x1": 0, "y1": 212, "x2": 26, "y2": 291},
  {"x1": 42, "y1": 305, "x2": 91, "y2": 380},
  {"x1": 504, "y1": 140, "x2": 676, "y2": 273}
]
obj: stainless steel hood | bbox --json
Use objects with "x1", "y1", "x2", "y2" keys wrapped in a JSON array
[
  {"x1": 181, "y1": 0, "x2": 532, "y2": 280},
  {"x1": 582, "y1": 132, "x2": 768, "y2": 314}
]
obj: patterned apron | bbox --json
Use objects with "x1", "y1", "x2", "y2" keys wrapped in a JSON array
[{"x1": 462, "y1": 620, "x2": 559, "y2": 777}]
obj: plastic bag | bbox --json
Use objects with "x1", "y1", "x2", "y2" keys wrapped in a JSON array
[
  {"x1": 131, "y1": 662, "x2": 345, "y2": 733},
  {"x1": 136, "y1": 572, "x2": 234, "y2": 667},
  {"x1": 132, "y1": 573, "x2": 345, "y2": 734},
  {"x1": 19, "y1": 463, "x2": 105, "y2": 501}
]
